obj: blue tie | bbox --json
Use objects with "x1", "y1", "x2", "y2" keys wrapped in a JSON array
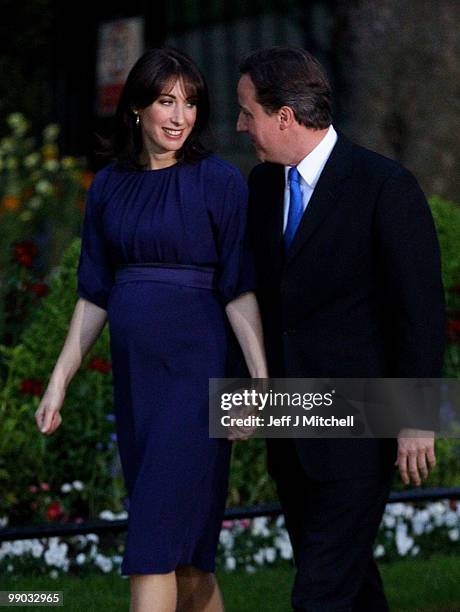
[{"x1": 285, "y1": 166, "x2": 303, "y2": 250}]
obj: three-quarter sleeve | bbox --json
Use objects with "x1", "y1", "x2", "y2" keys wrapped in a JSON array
[
  {"x1": 77, "y1": 171, "x2": 114, "y2": 310},
  {"x1": 216, "y1": 170, "x2": 256, "y2": 305}
]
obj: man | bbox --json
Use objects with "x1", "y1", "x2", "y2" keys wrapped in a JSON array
[{"x1": 236, "y1": 47, "x2": 445, "y2": 611}]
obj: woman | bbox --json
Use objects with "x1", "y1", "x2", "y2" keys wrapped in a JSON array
[{"x1": 35, "y1": 47, "x2": 267, "y2": 612}]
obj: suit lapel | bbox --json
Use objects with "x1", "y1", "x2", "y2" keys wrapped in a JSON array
[{"x1": 285, "y1": 133, "x2": 353, "y2": 266}]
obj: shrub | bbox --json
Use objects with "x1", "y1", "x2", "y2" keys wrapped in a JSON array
[
  {"x1": 0, "y1": 240, "x2": 124, "y2": 524},
  {"x1": 0, "y1": 112, "x2": 91, "y2": 345}
]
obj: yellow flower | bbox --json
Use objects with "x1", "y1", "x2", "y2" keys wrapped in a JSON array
[
  {"x1": 42, "y1": 143, "x2": 58, "y2": 160},
  {"x1": 7, "y1": 113, "x2": 29, "y2": 136},
  {"x1": 62, "y1": 156, "x2": 76, "y2": 169},
  {"x1": 42, "y1": 124, "x2": 60, "y2": 143}
]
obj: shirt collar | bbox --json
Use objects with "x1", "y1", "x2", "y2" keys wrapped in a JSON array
[{"x1": 285, "y1": 125, "x2": 338, "y2": 189}]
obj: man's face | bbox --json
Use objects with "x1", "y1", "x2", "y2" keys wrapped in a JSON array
[{"x1": 236, "y1": 74, "x2": 282, "y2": 162}]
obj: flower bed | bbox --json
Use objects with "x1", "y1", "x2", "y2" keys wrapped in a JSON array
[{"x1": 1, "y1": 499, "x2": 459, "y2": 577}]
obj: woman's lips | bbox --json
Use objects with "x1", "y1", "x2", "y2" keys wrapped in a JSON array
[{"x1": 163, "y1": 127, "x2": 184, "y2": 139}]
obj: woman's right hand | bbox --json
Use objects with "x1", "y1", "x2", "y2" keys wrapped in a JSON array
[{"x1": 35, "y1": 384, "x2": 65, "y2": 434}]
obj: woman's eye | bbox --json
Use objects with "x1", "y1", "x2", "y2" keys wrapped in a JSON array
[{"x1": 159, "y1": 99, "x2": 172, "y2": 105}]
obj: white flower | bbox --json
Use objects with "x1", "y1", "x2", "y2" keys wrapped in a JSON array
[
  {"x1": 7, "y1": 564, "x2": 14, "y2": 572},
  {"x1": 387, "y1": 503, "x2": 405, "y2": 517},
  {"x1": 264, "y1": 547, "x2": 276, "y2": 563},
  {"x1": 49, "y1": 570, "x2": 59, "y2": 579},
  {"x1": 448, "y1": 528, "x2": 459, "y2": 542},
  {"x1": 225, "y1": 556, "x2": 236, "y2": 571},
  {"x1": 99, "y1": 510, "x2": 115, "y2": 521},
  {"x1": 412, "y1": 510, "x2": 431, "y2": 535},
  {"x1": 374, "y1": 545, "x2": 385, "y2": 559},
  {"x1": 116, "y1": 511, "x2": 128, "y2": 520},
  {"x1": 383, "y1": 515, "x2": 395, "y2": 528},
  {"x1": 61, "y1": 483, "x2": 72, "y2": 493},
  {"x1": 395, "y1": 524, "x2": 414, "y2": 556},
  {"x1": 251, "y1": 516, "x2": 270, "y2": 537},
  {"x1": 274, "y1": 535, "x2": 293, "y2": 560},
  {"x1": 444, "y1": 511, "x2": 458, "y2": 528},
  {"x1": 253, "y1": 550, "x2": 265, "y2": 565},
  {"x1": 275, "y1": 515, "x2": 285, "y2": 528},
  {"x1": 219, "y1": 530, "x2": 234, "y2": 549},
  {"x1": 87, "y1": 533, "x2": 99, "y2": 543},
  {"x1": 411, "y1": 545, "x2": 420, "y2": 556},
  {"x1": 11, "y1": 540, "x2": 25, "y2": 556},
  {"x1": 76, "y1": 553, "x2": 86, "y2": 565},
  {"x1": 245, "y1": 564, "x2": 256, "y2": 574},
  {"x1": 95, "y1": 553, "x2": 113, "y2": 573},
  {"x1": 72, "y1": 480, "x2": 84, "y2": 491},
  {"x1": 32, "y1": 542, "x2": 44, "y2": 558}
]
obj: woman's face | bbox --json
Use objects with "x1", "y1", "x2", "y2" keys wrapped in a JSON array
[{"x1": 137, "y1": 77, "x2": 197, "y2": 160}]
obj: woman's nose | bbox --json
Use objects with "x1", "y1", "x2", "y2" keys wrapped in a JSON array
[{"x1": 171, "y1": 104, "x2": 185, "y2": 125}]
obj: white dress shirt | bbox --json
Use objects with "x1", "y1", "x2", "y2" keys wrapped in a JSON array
[{"x1": 283, "y1": 124, "x2": 338, "y2": 232}]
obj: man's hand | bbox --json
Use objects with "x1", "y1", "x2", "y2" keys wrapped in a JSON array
[{"x1": 396, "y1": 429, "x2": 436, "y2": 486}]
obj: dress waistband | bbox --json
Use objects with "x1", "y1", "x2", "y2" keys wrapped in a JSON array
[{"x1": 115, "y1": 263, "x2": 216, "y2": 290}]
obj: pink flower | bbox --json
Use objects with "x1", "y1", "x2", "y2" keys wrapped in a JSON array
[
  {"x1": 222, "y1": 520, "x2": 234, "y2": 529},
  {"x1": 239, "y1": 518, "x2": 251, "y2": 529},
  {"x1": 28, "y1": 485, "x2": 38, "y2": 493},
  {"x1": 39, "y1": 482, "x2": 50, "y2": 491}
]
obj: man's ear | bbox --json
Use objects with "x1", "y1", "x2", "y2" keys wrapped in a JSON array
[{"x1": 279, "y1": 106, "x2": 295, "y2": 130}]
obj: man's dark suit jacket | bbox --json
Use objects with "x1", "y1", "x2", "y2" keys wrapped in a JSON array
[{"x1": 246, "y1": 131, "x2": 446, "y2": 481}]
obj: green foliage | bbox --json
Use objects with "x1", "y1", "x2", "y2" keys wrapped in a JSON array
[
  {"x1": 429, "y1": 195, "x2": 460, "y2": 379},
  {"x1": 0, "y1": 112, "x2": 91, "y2": 343},
  {"x1": 0, "y1": 239, "x2": 124, "y2": 524},
  {"x1": 429, "y1": 195, "x2": 460, "y2": 302}
]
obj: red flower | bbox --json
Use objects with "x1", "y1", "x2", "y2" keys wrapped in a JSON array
[
  {"x1": 87, "y1": 356, "x2": 112, "y2": 373},
  {"x1": 46, "y1": 501, "x2": 63, "y2": 520},
  {"x1": 12, "y1": 240, "x2": 38, "y2": 267},
  {"x1": 20, "y1": 378, "x2": 43, "y2": 396},
  {"x1": 28, "y1": 282, "x2": 49, "y2": 297},
  {"x1": 447, "y1": 318, "x2": 460, "y2": 342}
]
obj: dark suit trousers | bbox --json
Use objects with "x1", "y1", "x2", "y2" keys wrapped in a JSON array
[{"x1": 267, "y1": 439, "x2": 393, "y2": 612}]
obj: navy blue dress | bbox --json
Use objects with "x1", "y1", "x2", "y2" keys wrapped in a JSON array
[{"x1": 77, "y1": 154, "x2": 254, "y2": 575}]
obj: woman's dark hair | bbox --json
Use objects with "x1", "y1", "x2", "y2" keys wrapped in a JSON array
[
  {"x1": 108, "y1": 47, "x2": 210, "y2": 167},
  {"x1": 239, "y1": 46, "x2": 333, "y2": 129}
]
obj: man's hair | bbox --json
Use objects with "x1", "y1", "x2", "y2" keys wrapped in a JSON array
[{"x1": 239, "y1": 46, "x2": 333, "y2": 129}]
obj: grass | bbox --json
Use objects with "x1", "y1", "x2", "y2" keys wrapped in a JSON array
[{"x1": 0, "y1": 556, "x2": 459, "y2": 611}]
